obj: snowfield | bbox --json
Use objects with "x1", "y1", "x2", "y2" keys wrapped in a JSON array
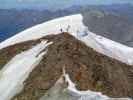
[
  {"x1": 1, "y1": 14, "x2": 133, "y2": 65},
  {"x1": 0, "y1": 14, "x2": 133, "y2": 99},
  {"x1": 40, "y1": 70, "x2": 131, "y2": 100},
  {"x1": 0, "y1": 14, "x2": 86, "y2": 50},
  {"x1": 0, "y1": 41, "x2": 52, "y2": 100}
]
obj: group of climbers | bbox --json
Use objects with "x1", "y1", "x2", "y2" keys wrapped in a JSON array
[
  {"x1": 60, "y1": 25, "x2": 71, "y2": 33},
  {"x1": 60, "y1": 25, "x2": 88, "y2": 38}
]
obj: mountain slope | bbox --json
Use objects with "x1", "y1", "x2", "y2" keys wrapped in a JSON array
[
  {"x1": 82, "y1": 9, "x2": 133, "y2": 47},
  {"x1": 0, "y1": 33, "x2": 132, "y2": 99},
  {"x1": 1, "y1": 14, "x2": 133, "y2": 65},
  {"x1": 0, "y1": 12, "x2": 133, "y2": 100},
  {"x1": 0, "y1": 41, "x2": 51, "y2": 100},
  {"x1": 41, "y1": 71, "x2": 130, "y2": 100}
]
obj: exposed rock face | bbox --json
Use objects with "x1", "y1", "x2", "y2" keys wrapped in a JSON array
[
  {"x1": 0, "y1": 33, "x2": 133, "y2": 100},
  {"x1": 82, "y1": 10, "x2": 133, "y2": 47},
  {"x1": 40, "y1": 72, "x2": 131, "y2": 100}
]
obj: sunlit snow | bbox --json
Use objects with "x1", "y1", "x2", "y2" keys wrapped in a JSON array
[
  {"x1": 0, "y1": 41, "x2": 52, "y2": 100},
  {"x1": 1, "y1": 14, "x2": 133, "y2": 65}
]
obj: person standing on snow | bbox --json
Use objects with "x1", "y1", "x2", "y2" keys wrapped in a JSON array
[
  {"x1": 66, "y1": 25, "x2": 71, "y2": 32},
  {"x1": 60, "y1": 28, "x2": 63, "y2": 33}
]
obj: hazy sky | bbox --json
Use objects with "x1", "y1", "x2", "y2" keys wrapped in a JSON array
[{"x1": 0, "y1": 0, "x2": 133, "y2": 9}]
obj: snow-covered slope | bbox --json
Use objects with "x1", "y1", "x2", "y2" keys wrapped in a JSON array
[
  {"x1": 0, "y1": 14, "x2": 86, "y2": 50},
  {"x1": 0, "y1": 41, "x2": 52, "y2": 100},
  {"x1": 0, "y1": 14, "x2": 133, "y2": 99},
  {"x1": 78, "y1": 31, "x2": 133, "y2": 65},
  {"x1": 40, "y1": 70, "x2": 131, "y2": 100},
  {"x1": 1, "y1": 13, "x2": 133, "y2": 65}
]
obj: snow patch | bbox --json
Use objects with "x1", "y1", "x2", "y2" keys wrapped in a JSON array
[{"x1": 0, "y1": 41, "x2": 52, "y2": 100}]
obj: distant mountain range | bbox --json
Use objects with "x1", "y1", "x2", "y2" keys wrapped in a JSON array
[
  {"x1": 1, "y1": 9, "x2": 133, "y2": 99},
  {"x1": 0, "y1": 4, "x2": 133, "y2": 42},
  {"x1": 82, "y1": 9, "x2": 133, "y2": 47}
]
